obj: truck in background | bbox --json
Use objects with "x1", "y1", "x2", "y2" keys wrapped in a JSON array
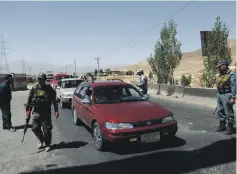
[
  {"x1": 51, "y1": 73, "x2": 70, "y2": 88},
  {"x1": 45, "y1": 71, "x2": 54, "y2": 84}
]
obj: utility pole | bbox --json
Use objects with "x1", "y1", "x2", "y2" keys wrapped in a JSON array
[
  {"x1": 95, "y1": 57, "x2": 101, "y2": 77},
  {"x1": 74, "y1": 60, "x2": 76, "y2": 76},
  {"x1": 65, "y1": 65, "x2": 67, "y2": 74},
  {"x1": 21, "y1": 57, "x2": 26, "y2": 74},
  {"x1": 0, "y1": 34, "x2": 10, "y2": 73},
  {"x1": 28, "y1": 67, "x2": 31, "y2": 75}
]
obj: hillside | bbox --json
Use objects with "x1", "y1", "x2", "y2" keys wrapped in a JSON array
[{"x1": 119, "y1": 39, "x2": 236, "y2": 80}]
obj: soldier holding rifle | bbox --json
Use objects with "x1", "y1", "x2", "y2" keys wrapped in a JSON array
[{"x1": 25, "y1": 73, "x2": 59, "y2": 152}]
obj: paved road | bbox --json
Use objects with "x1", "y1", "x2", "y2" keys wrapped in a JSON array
[
  {"x1": 20, "y1": 94, "x2": 236, "y2": 174},
  {"x1": 5, "y1": 91, "x2": 236, "y2": 174}
]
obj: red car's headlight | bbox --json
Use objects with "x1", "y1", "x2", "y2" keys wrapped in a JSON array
[
  {"x1": 105, "y1": 122, "x2": 134, "y2": 130},
  {"x1": 162, "y1": 116, "x2": 175, "y2": 123}
]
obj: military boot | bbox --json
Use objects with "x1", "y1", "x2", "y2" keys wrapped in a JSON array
[
  {"x1": 225, "y1": 124, "x2": 234, "y2": 135},
  {"x1": 37, "y1": 142, "x2": 44, "y2": 149},
  {"x1": 45, "y1": 145, "x2": 51, "y2": 152},
  {"x1": 216, "y1": 121, "x2": 226, "y2": 132}
]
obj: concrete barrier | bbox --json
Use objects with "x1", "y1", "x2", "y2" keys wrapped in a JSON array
[
  {"x1": 159, "y1": 84, "x2": 175, "y2": 96},
  {"x1": 129, "y1": 80, "x2": 217, "y2": 106},
  {"x1": 148, "y1": 83, "x2": 159, "y2": 91},
  {"x1": 183, "y1": 87, "x2": 217, "y2": 99},
  {"x1": 182, "y1": 86, "x2": 217, "y2": 105},
  {"x1": 172, "y1": 85, "x2": 185, "y2": 98}
]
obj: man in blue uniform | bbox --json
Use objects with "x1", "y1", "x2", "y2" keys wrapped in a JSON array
[
  {"x1": 215, "y1": 60, "x2": 236, "y2": 135},
  {"x1": 0, "y1": 74, "x2": 16, "y2": 131},
  {"x1": 136, "y1": 69, "x2": 148, "y2": 96}
]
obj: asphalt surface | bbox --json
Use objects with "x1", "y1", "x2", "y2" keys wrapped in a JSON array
[{"x1": 7, "y1": 90, "x2": 236, "y2": 174}]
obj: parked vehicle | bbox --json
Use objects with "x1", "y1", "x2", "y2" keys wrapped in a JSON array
[
  {"x1": 56, "y1": 78, "x2": 83, "y2": 108},
  {"x1": 71, "y1": 79, "x2": 178, "y2": 151},
  {"x1": 51, "y1": 73, "x2": 70, "y2": 88}
]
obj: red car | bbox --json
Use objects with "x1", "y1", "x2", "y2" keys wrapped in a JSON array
[
  {"x1": 51, "y1": 73, "x2": 70, "y2": 88},
  {"x1": 72, "y1": 80, "x2": 178, "y2": 150}
]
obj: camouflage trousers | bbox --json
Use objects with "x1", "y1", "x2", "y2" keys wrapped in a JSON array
[
  {"x1": 0, "y1": 102, "x2": 12, "y2": 129},
  {"x1": 31, "y1": 109, "x2": 53, "y2": 146}
]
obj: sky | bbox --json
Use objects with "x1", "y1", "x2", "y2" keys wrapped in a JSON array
[{"x1": 0, "y1": 1, "x2": 236, "y2": 69}]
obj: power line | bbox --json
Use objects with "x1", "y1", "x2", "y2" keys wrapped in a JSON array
[
  {"x1": 28, "y1": 67, "x2": 31, "y2": 75},
  {"x1": 107, "y1": 2, "x2": 197, "y2": 57},
  {"x1": 74, "y1": 60, "x2": 76, "y2": 76},
  {"x1": 21, "y1": 57, "x2": 26, "y2": 74},
  {"x1": 95, "y1": 57, "x2": 101, "y2": 77},
  {"x1": 0, "y1": 34, "x2": 10, "y2": 73}
]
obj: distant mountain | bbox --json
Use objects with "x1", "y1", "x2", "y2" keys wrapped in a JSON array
[
  {"x1": 6, "y1": 60, "x2": 125, "y2": 75},
  {"x1": 119, "y1": 39, "x2": 236, "y2": 78},
  {"x1": 6, "y1": 60, "x2": 93, "y2": 75}
]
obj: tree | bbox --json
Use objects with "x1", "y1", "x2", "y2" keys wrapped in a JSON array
[
  {"x1": 99, "y1": 69, "x2": 104, "y2": 73},
  {"x1": 147, "y1": 19, "x2": 182, "y2": 84},
  {"x1": 94, "y1": 69, "x2": 98, "y2": 75},
  {"x1": 203, "y1": 16, "x2": 232, "y2": 87},
  {"x1": 148, "y1": 71, "x2": 153, "y2": 79},
  {"x1": 105, "y1": 68, "x2": 111, "y2": 73}
]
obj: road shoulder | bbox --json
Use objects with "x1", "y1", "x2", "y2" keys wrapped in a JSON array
[{"x1": 0, "y1": 91, "x2": 71, "y2": 174}]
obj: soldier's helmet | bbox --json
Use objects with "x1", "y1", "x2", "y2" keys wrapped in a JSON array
[
  {"x1": 217, "y1": 60, "x2": 229, "y2": 67},
  {"x1": 38, "y1": 73, "x2": 47, "y2": 81}
]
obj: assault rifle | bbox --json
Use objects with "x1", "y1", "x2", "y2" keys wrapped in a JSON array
[{"x1": 21, "y1": 104, "x2": 31, "y2": 143}]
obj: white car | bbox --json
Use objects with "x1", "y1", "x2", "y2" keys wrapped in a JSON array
[{"x1": 56, "y1": 78, "x2": 83, "y2": 108}]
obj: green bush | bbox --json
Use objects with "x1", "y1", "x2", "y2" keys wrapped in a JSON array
[{"x1": 180, "y1": 74, "x2": 192, "y2": 86}]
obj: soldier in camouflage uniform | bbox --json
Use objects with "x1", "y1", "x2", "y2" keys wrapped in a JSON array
[
  {"x1": 215, "y1": 60, "x2": 236, "y2": 135},
  {"x1": 25, "y1": 73, "x2": 59, "y2": 152}
]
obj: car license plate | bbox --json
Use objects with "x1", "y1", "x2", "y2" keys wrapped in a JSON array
[{"x1": 141, "y1": 132, "x2": 160, "y2": 143}]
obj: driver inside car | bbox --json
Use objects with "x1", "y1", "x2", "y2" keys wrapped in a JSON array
[{"x1": 84, "y1": 88, "x2": 92, "y2": 101}]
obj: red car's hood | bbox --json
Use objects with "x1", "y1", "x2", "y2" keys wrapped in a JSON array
[{"x1": 93, "y1": 101, "x2": 172, "y2": 123}]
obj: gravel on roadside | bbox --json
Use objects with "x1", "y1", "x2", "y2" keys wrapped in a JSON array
[{"x1": 0, "y1": 90, "x2": 71, "y2": 174}]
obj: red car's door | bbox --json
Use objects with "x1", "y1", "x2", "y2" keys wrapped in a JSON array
[
  {"x1": 75, "y1": 85, "x2": 90, "y2": 125},
  {"x1": 80, "y1": 88, "x2": 94, "y2": 126},
  {"x1": 73, "y1": 85, "x2": 88, "y2": 122}
]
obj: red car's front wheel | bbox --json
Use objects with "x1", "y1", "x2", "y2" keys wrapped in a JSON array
[{"x1": 92, "y1": 122, "x2": 107, "y2": 151}]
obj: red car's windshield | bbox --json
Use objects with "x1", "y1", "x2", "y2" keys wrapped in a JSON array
[{"x1": 94, "y1": 85, "x2": 145, "y2": 104}]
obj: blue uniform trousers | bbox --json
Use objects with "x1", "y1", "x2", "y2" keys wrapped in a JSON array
[{"x1": 216, "y1": 93, "x2": 235, "y2": 124}]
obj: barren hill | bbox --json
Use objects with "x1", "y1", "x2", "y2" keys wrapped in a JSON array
[{"x1": 119, "y1": 39, "x2": 236, "y2": 80}]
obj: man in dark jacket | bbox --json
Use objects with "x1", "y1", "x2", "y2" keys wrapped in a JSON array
[{"x1": 0, "y1": 74, "x2": 16, "y2": 131}]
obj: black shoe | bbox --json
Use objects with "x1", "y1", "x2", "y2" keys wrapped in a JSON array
[
  {"x1": 4, "y1": 126, "x2": 16, "y2": 132},
  {"x1": 225, "y1": 124, "x2": 234, "y2": 135},
  {"x1": 216, "y1": 121, "x2": 226, "y2": 132}
]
